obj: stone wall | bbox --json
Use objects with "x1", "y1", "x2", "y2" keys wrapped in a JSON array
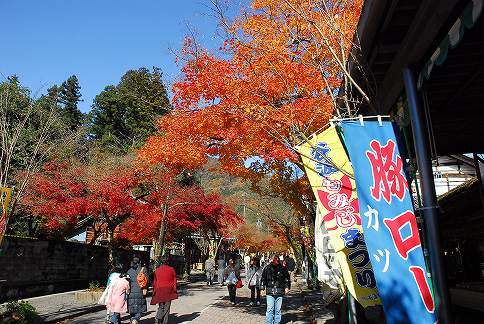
[{"x1": 0, "y1": 237, "x2": 149, "y2": 302}]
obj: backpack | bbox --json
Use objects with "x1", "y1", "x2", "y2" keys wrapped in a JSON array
[{"x1": 137, "y1": 266, "x2": 148, "y2": 288}]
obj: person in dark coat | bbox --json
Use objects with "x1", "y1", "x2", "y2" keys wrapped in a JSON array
[
  {"x1": 283, "y1": 253, "x2": 296, "y2": 282},
  {"x1": 261, "y1": 256, "x2": 291, "y2": 324},
  {"x1": 151, "y1": 254, "x2": 178, "y2": 324},
  {"x1": 127, "y1": 257, "x2": 148, "y2": 324}
]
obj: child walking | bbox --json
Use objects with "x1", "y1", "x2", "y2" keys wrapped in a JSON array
[{"x1": 107, "y1": 273, "x2": 130, "y2": 324}]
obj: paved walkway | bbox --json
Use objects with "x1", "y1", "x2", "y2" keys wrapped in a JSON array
[{"x1": 23, "y1": 274, "x2": 335, "y2": 323}]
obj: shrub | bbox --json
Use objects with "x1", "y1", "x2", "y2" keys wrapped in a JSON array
[
  {"x1": 88, "y1": 281, "x2": 103, "y2": 291},
  {"x1": 0, "y1": 300, "x2": 43, "y2": 323}
]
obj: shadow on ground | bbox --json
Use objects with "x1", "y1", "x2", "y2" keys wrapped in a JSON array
[
  {"x1": 137, "y1": 311, "x2": 200, "y2": 323},
  {"x1": 43, "y1": 305, "x2": 105, "y2": 323},
  {"x1": 209, "y1": 292, "x2": 314, "y2": 323},
  {"x1": 171, "y1": 311, "x2": 201, "y2": 323}
]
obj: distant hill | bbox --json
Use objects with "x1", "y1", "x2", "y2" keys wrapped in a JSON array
[{"x1": 199, "y1": 158, "x2": 296, "y2": 230}]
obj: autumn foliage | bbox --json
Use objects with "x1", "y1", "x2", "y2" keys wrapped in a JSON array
[
  {"x1": 21, "y1": 0, "x2": 365, "y2": 267},
  {"x1": 233, "y1": 223, "x2": 289, "y2": 253},
  {"x1": 23, "y1": 160, "x2": 242, "y2": 251},
  {"x1": 23, "y1": 160, "x2": 147, "y2": 239},
  {"x1": 120, "y1": 183, "x2": 242, "y2": 244},
  {"x1": 139, "y1": 0, "x2": 363, "y2": 174},
  {"x1": 138, "y1": 1, "x2": 364, "y2": 255}
]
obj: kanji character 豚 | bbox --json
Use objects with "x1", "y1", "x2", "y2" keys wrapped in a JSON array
[{"x1": 366, "y1": 139, "x2": 408, "y2": 204}]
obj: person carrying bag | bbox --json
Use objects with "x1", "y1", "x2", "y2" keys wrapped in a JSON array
[
  {"x1": 246, "y1": 257, "x2": 262, "y2": 306},
  {"x1": 223, "y1": 259, "x2": 241, "y2": 305}
]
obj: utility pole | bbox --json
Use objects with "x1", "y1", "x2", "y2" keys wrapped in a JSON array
[{"x1": 403, "y1": 68, "x2": 452, "y2": 324}]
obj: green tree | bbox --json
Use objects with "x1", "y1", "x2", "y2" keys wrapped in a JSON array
[
  {"x1": 46, "y1": 85, "x2": 60, "y2": 107},
  {"x1": 0, "y1": 76, "x2": 76, "y2": 237},
  {"x1": 90, "y1": 67, "x2": 171, "y2": 152},
  {"x1": 59, "y1": 75, "x2": 83, "y2": 130},
  {"x1": 90, "y1": 85, "x2": 127, "y2": 150}
]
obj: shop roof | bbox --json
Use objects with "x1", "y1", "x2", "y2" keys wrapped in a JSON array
[{"x1": 349, "y1": 0, "x2": 484, "y2": 155}]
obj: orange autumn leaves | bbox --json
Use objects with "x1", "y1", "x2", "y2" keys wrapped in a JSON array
[
  {"x1": 140, "y1": 0, "x2": 363, "y2": 174},
  {"x1": 233, "y1": 223, "x2": 289, "y2": 253}
]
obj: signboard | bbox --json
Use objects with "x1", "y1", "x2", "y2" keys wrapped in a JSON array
[
  {"x1": 0, "y1": 187, "x2": 13, "y2": 246},
  {"x1": 315, "y1": 206, "x2": 342, "y2": 290},
  {"x1": 341, "y1": 120, "x2": 436, "y2": 323},
  {"x1": 297, "y1": 126, "x2": 381, "y2": 307}
]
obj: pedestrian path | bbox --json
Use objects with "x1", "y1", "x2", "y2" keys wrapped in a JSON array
[
  {"x1": 193, "y1": 285, "x2": 306, "y2": 324},
  {"x1": 21, "y1": 274, "x2": 335, "y2": 323},
  {"x1": 183, "y1": 275, "x2": 335, "y2": 324}
]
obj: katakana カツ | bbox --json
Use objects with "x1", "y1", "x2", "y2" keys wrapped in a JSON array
[
  {"x1": 383, "y1": 210, "x2": 421, "y2": 260},
  {"x1": 363, "y1": 205, "x2": 379, "y2": 231},
  {"x1": 409, "y1": 266, "x2": 435, "y2": 313},
  {"x1": 372, "y1": 249, "x2": 390, "y2": 273},
  {"x1": 366, "y1": 139, "x2": 408, "y2": 204}
]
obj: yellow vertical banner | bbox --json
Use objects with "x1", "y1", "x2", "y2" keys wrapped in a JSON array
[
  {"x1": 297, "y1": 126, "x2": 381, "y2": 307},
  {"x1": 209, "y1": 239, "x2": 217, "y2": 257},
  {"x1": 0, "y1": 187, "x2": 13, "y2": 245}
]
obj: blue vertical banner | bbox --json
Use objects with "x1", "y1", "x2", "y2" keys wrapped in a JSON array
[{"x1": 341, "y1": 120, "x2": 436, "y2": 324}]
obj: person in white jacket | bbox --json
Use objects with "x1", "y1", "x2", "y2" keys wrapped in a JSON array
[
  {"x1": 246, "y1": 257, "x2": 263, "y2": 306},
  {"x1": 244, "y1": 254, "x2": 251, "y2": 272}
]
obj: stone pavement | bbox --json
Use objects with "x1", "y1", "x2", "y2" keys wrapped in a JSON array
[{"x1": 21, "y1": 274, "x2": 335, "y2": 323}]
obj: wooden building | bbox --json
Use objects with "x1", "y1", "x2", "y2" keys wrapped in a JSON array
[{"x1": 347, "y1": 0, "x2": 484, "y2": 320}]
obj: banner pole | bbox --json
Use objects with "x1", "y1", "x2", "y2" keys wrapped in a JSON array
[
  {"x1": 348, "y1": 291, "x2": 357, "y2": 324},
  {"x1": 402, "y1": 67, "x2": 452, "y2": 323}
]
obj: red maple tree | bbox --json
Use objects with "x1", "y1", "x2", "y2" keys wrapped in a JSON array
[{"x1": 24, "y1": 160, "x2": 149, "y2": 265}]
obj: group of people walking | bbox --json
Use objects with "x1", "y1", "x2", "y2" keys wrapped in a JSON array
[
  {"x1": 218, "y1": 253, "x2": 295, "y2": 324},
  {"x1": 99, "y1": 255, "x2": 178, "y2": 324},
  {"x1": 99, "y1": 251, "x2": 295, "y2": 324}
]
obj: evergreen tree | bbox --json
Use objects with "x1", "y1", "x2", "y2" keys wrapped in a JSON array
[
  {"x1": 59, "y1": 75, "x2": 83, "y2": 130},
  {"x1": 90, "y1": 67, "x2": 171, "y2": 152},
  {"x1": 90, "y1": 85, "x2": 128, "y2": 150},
  {"x1": 47, "y1": 85, "x2": 59, "y2": 103}
]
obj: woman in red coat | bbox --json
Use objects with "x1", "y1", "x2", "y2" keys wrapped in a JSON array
[{"x1": 151, "y1": 254, "x2": 178, "y2": 324}]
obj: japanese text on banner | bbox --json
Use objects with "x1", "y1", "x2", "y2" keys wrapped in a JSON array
[
  {"x1": 0, "y1": 187, "x2": 13, "y2": 246},
  {"x1": 297, "y1": 126, "x2": 380, "y2": 307},
  {"x1": 341, "y1": 120, "x2": 436, "y2": 324}
]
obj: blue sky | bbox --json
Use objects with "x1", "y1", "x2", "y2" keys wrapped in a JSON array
[{"x1": 0, "y1": 0, "x2": 243, "y2": 112}]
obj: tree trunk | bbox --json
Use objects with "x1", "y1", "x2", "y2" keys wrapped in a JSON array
[
  {"x1": 284, "y1": 227, "x2": 304, "y2": 271},
  {"x1": 214, "y1": 237, "x2": 223, "y2": 258},
  {"x1": 183, "y1": 237, "x2": 192, "y2": 279},
  {"x1": 154, "y1": 202, "x2": 169, "y2": 262},
  {"x1": 107, "y1": 227, "x2": 115, "y2": 269}
]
